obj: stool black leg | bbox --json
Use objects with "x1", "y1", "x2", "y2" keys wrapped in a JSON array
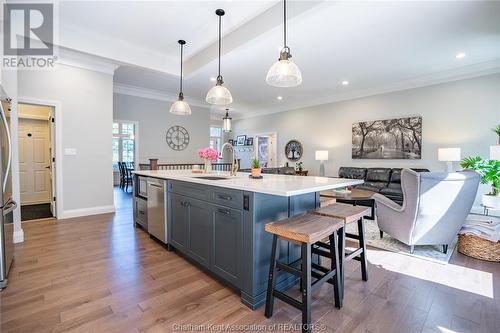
[
  {"x1": 357, "y1": 218, "x2": 368, "y2": 281},
  {"x1": 329, "y1": 230, "x2": 342, "y2": 309},
  {"x1": 301, "y1": 243, "x2": 312, "y2": 333},
  {"x1": 337, "y1": 227, "x2": 345, "y2": 301},
  {"x1": 265, "y1": 235, "x2": 280, "y2": 318}
]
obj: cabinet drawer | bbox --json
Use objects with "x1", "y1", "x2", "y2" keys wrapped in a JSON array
[
  {"x1": 138, "y1": 176, "x2": 148, "y2": 198},
  {"x1": 211, "y1": 188, "x2": 243, "y2": 210},
  {"x1": 134, "y1": 197, "x2": 148, "y2": 227},
  {"x1": 169, "y1": 180, "x2": 210, "y2": 202}
]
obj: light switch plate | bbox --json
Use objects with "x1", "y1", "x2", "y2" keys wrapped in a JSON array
[{"x1": 64, "y1": 148, "x2": 77, "y2": 156}]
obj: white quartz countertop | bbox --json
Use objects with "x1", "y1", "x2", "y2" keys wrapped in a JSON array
[{"x1": 133, "y1": 170, "x2": 363, "y2": 197}]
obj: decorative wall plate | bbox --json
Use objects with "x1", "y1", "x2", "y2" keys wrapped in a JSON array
[
  {"x1": 166, "y1": 125, "x2": 190, "y2": 151},
  {"x1": 285, "y1": 139, "x2": 303, "y2": 162}
]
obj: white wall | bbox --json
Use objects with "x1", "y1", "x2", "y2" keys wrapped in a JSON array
[
  {"x1": 18, "y1": 64, "x2": 115, "y2": 218},
  {"x1": 232, "y1": 74, "x2": 500, "y2": 206},
  {"x1": 113, "y1": 93, "x2": 210, "y2": 164}
]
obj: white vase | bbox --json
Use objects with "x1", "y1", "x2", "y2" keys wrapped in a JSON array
[
  {"x1": 482, "y1": 194, "x2": 500, "y2": 209},
  {"x1": 204, "y1": 160, "x2": 212, "y2": 173}
]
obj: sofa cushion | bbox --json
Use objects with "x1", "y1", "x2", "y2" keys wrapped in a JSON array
[
  {"x1": 380, "y1": 187, "x2": 403, "y2": 197},
  {"x1": 338, "y1": 167, "x2": 367, "y2": 179},
  {"x1": 355, "y1": 184, "x2": 383, "y2": 193},
  {"x1": 278, "y1": 167, "x2": 296, "y2": 175},
  {"x1": 390, "y1": 168, "x2": 402, "y2": 184},
  {"x1": 365, "y1": 168, "x2": 392, "y2": 183}
]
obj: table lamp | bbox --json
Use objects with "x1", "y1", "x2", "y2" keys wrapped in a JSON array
[
  {"x1": 490, "y1": 146, "x2": 500, "y2": 160},
  {"x1": 438, "y1": 148, "x2": 461, "y2": 172},
  {"x1": 315, "y1": 150, "x2": 329, "y2": 177}
]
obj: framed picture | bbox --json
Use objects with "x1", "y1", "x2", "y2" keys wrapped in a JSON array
[
  {"x1": 352, "y1": 116, "x2": 422, "y2": 159},
  {"x1": 236, "y1": 135, "x2": 247, "y2": 146},
  {"x1": 228, "y1": 139, "x2": 234, "y2": 146},
  {"x1": 285, "y1": 139, "x2": 303, "y2": 162},
  {"x1": 245, "y1": 137, "x2": 254, "y2": 146}
]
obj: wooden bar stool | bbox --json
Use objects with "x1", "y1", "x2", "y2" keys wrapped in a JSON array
[
  {"x1": 264, "y1": 213, "x2": 344, "y2": 333},
  {"x1": 311, "y1": 203, "x2": 371, "y2": 301}
]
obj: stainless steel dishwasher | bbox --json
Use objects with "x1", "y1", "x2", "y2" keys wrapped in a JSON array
[{"x1": 147, "y1": 178, "x2": 166, "y2": 243}]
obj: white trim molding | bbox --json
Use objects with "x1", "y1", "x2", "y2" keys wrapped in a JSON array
[
  {"x1": 113, "y1": 83, "x2": 207, "y2": 108},
  {"x1": 60, "y1": 205, "x2": 116, "y2": 220},
  {"x1": 13, "y1": 229, "x2": 24, "y2": 244}
]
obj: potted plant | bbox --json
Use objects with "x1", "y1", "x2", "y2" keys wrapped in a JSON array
[
  {"x1": 296, "y1": 161, "x2": 303, "y2": 172},
  {"x1": 251, "y1": 158, "x2": 261, "y2": 178},
  {"x1": 493, "y1": 125, "x2": 500, "y2": 145},
  {"x1": 460, "y1": 156, "x2": 500, "y2": 208},
  {"x1": 197, "y1": 147, "x2": 219, "y2": 173}
]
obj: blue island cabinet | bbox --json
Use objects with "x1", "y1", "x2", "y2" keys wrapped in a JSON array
[{"x1": 167, "y1": 180, "x2": 319, "y2": 309}]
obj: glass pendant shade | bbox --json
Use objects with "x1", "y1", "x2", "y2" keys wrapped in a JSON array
[
  {"x1": 266, "y1": 58, "x2": 302, "y2": 87},
  {"x1": 206, "y1": 80, "x2": 233, "y2": 105},
  {"x1": 222, "y1": 110, "x2": 232, "y2": 132},
  {"x1": 169, "y1": 97, "x2": 192, "y2": 116}
]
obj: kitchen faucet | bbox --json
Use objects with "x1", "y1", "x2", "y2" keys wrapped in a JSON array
[{"x1": 220, "y1": 142, "x2": 239, "y2": 176}]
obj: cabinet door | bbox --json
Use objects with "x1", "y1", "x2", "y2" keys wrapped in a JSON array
[
  {"x1": 211, "y1": 206, "x2": 243, "y2": 287},
  {"x1": 170, "y1": 194, "x2": 189, "y2": 252},
  {"x1": 187, "y1": 198, "x2": 212, "y2": 268}
]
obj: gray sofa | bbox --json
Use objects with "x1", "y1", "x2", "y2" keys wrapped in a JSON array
[{"x1": 374, "y1": 169, "x2": 480, "y2": 253}]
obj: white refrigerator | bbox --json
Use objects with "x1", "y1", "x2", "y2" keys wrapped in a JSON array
[{"x1": 0, "y1": 94, "x2": 17, "y2": 289}]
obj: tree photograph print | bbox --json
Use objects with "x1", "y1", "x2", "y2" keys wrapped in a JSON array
[{"x1": 352, "y1": 116, "x2": 422, "y2": 159}]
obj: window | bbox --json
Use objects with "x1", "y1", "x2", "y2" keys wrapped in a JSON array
[
  {"x1": 113, "y1": 121, "x2": 136, "y2": 169},
  {"x1": 209, "y1": 126, "x2": 222, "y2": 156}
]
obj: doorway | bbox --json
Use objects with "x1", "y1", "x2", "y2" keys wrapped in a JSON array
[
  {"x1": 16, "y1": 103, "x2": 56, "y2": 221},
  {"x1": 255, "y1": 132, "x2": 277, "y2": 168}
]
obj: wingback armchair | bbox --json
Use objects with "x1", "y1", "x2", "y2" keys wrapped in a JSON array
[{"x1": 373, "y1": 169, "x2": 480, "y2": 253}]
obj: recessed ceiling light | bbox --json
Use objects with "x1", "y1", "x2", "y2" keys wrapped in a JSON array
[
  {"x1": 210, "y1": 77, "x2": 217, "y2": 82},
  {"x1": 277, "y1": 96, "x2": 283, "y2": 100},
  {"x1": 456, "y1": 52, "x2": 466, "y2": 59},
  {"x1": 342, "y1": 80, "x2": 349, "y2": 86}
]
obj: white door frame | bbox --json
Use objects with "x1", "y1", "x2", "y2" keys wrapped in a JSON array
[
  {"x1": 17, "y1": 97, "x2": 62, "y2": 219},
  {"x1": 254, "y1": 132, "x2": 278, "y2": 168}
]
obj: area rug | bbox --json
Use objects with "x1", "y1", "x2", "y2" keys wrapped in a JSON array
[
  {"x1": 345, "y1": 219, "x2": 457, "y2": 264},
  {"x1": 21, "y1": 203, "x2": 53, "y2": 221}
]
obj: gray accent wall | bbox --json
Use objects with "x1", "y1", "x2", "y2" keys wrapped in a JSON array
[
  {"x1": 113, "y1": 93, "x2": 210, "y2": 164},
  {"x1": 231, "y1": 73, "x2": 500, "y2": 208}
]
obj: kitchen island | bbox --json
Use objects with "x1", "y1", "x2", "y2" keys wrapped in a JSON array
[{"x1": 132, "y1": 170, "x2": 363, "y2": 309}]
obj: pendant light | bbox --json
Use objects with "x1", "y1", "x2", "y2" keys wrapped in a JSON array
[
  {"x1": 206, "y1": 9, "x2": 233, "y2": 105},
  {"x1": 266, "y1": 0, "x2": 302, "y2": 87},
  {"x1": 222, "y1": 108, "x2": 232, "y2": 132},
  {"x1": 170, "y1": 40, "x2": 192, "y2": 115}
]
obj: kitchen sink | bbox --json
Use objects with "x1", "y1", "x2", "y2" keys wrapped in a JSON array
[{"x1": 193, "y1": 176, "x2": 229, "y2": 180}]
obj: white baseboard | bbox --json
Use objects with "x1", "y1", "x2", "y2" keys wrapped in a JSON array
[
  {"x1": 60, "y1": 205, "x2": 116, "y2": 219},
  {"x1": 13, "y1": 229, "x2": 24, "y2": 243}
]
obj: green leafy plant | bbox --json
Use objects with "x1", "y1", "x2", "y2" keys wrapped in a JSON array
[
  {"x1": 251, "y1": 158, "x2": 260, "y2": 169},
  {"x1": 460, "y1": 156, "x2": 500, "y2": 195},
  {"x1": 295, "y1": 161, "x2": 303, "y2": 171},
  {"x1": 493, "y1": 125, "x2": 500, "y2": 137}
]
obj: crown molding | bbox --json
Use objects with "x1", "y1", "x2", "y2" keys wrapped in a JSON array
[
  {"x1": 56, "y1": 47, "x2": 120, "y2": 75},
  {"x1": 113, "y1": 83, "x2": 208, "y2": 108},
  {"x1": 231, "y1": 59, "x2": 500, "y2": 120}
]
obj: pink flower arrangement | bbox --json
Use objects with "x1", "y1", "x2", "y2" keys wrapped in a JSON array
[{"x1": 197, "y1": 147, "x2": 219, "y2": 162}]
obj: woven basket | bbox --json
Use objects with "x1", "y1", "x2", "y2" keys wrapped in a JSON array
[{"x1": 457, "y1": 234, "x2": 500, "y2": 262}]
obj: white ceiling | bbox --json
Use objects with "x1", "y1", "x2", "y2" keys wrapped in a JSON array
[{"x1": 54, "y1": 1, "x2": 500, "y2": 119}]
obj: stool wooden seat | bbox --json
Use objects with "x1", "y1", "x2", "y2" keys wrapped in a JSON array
[
  {"x1": 264, "y1": 213, "x2": 344, "y2": 333},
  {"x1": 264, "y1": 213, "x2": 344, "y2": 244},
  {"x1": 311, "y1": 202, "x2": 371, "y2": 302},
  {"x1": 313, "y1": 202, "x2": 370, "y2": 224}
]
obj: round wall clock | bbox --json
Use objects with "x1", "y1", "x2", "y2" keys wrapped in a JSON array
[
  {"x1": 166, "y1": 125, "x2": 190, "y2": 151},
  {"x1": 285, "y1": 139, "x2": 303, "y2": 162}
]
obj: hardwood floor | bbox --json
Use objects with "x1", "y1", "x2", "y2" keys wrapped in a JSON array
[{"x1": 1, "y1": 187, "x2": 499, "y2": 332}]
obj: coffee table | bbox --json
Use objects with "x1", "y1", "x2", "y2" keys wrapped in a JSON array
[{"x1": 320, "y1": 189, "x2": 376, "y2": 220}]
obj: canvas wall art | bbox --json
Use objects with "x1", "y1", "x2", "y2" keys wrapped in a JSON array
[{"x1": 352, "y1": 116, "x2": 422, "y2": 159}]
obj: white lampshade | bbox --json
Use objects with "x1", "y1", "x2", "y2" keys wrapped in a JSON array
[
  {"x1": 266, "y1": 59, "x2": 302, "y2": 87},
  {"x1": 315, "y1": 150, "x2": 329, "y2": 161},
  {"x1": 438, "y1": 148, "x2": 461, "y2": 162},
  {"x1": 490, "y1": 146, "x2": 500, "y2": 160},
  {"x1": 206, "y1": 84, "x2": 233, "y2": 105},
  {"x1": 169, "y1": 99, "x2": 191, "y2": 116}
]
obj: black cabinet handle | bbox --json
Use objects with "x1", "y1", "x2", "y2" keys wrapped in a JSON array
[
  {"x1": 216, "y1": 194, "x2": 232, "y2": 201},
  {"x1": 217, "y1": 208, "x2": 231, "y2": 215}
]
